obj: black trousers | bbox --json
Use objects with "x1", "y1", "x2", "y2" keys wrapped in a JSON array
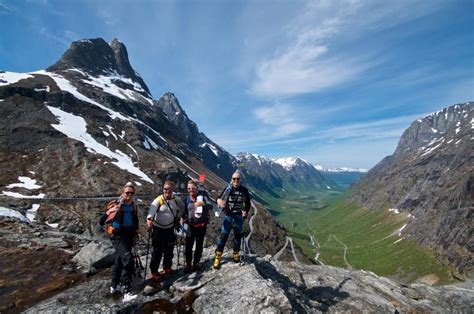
[
  {"x1": 111, "y1": 237, "x2": 134, "y2": 289},
  {"x1": 150, "y1": 226, "x2": 176, "y2": 273},
  {"x1": 185, "y1": 225, "x2": 207, "y2": 265}
]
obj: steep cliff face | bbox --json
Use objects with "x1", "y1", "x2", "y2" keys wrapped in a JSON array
[
  {"x1": 349, "y1": 102, "x2": 474, "y2": 277},
  {"x1": 154, "y1": 92, "x2": 237, "y2": 180}
]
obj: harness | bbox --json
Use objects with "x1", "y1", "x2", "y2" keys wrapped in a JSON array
[{"x1": 153, "y1": 195, "x2": 179, "y2": 228}]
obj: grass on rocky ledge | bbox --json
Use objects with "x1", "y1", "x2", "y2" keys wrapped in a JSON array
[{"x1": 259, "y1": 191, "x2": 455, "y2": 285}]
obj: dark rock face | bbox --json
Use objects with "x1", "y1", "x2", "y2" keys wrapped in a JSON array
[
  {"x1": 47, "y1": 38, "x2": 151, "y2": 97},
  {"x1": 154, "y1": 92, "x2": 237, "y2": 180},
  {"x1": 349, "y1": 102, "x2": 474, "y2": 277}
]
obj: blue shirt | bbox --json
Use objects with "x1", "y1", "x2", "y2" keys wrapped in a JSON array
[{"x1": 112, "y1": 203, "x2": 134, "y2": 229}]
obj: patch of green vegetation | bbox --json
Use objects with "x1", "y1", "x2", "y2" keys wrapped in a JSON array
[{"x1": 262, "y1": 191, "x2": 455, "y2": 284}]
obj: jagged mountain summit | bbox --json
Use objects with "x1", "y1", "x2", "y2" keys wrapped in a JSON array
[
  {"x1": 47, "y1": 38, "x2": 151, "y2": 98},
  {"x1": 349, "y1": 102, "x2": 474, "y2": 278}
]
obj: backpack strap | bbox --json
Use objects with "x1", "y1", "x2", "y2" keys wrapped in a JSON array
[
  {"x1": 158, "y1": 195, "x2": 179, "y2": 222},
  {"x1": 184, "y1": 196, "x2": 191, "y2": 219}
]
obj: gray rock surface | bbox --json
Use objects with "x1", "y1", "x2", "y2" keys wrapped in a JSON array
[
  {"x1": 25, "y1": 247, "x2": 473, "y2": 313},
  {"x1": 72, "y1": 241, "x2": 115, "y2": 273}
]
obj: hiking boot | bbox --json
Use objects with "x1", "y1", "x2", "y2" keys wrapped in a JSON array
[
  {"x1": 193, "y1": 263, "x2": 202, "y2": 272},
  {"x1": 150, "y1": 272, "x2": 160, "y2": 283},
  {"x1": 110, "y1": 286, "x2": 120, "y2": 294},
  {"x1": 232, "y1": 251, "x2": 240, "y2": 263},
  {"x1": 184, "y1": 264, "x2": 193, "y2": 273},
  {"x1": 213, "y1": 251, "x2": 223, "y2": 269},
  {"x1": 160, "y1": 268, "x2": 174, "y2": 276}
]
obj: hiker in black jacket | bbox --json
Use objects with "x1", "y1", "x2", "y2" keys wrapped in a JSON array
[
  {"x1": 99, "y1": 182, "x2": 139, "y2": 301},
  {"x1": 213, "y1": 172, "x2": 251, "y2": 269}
]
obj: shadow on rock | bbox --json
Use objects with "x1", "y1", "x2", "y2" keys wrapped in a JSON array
[{"x1": 251, "y1": 256, "x2": 350, "y2": 312}]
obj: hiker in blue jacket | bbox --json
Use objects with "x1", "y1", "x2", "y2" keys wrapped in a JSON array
[{"x1": 99, "y1": 182, "x2": 139, "y2": 301}]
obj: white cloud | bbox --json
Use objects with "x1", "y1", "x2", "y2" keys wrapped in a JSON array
[
  {"x1": 213, "y1": 112, "x2": 421, "y2": 155},
  {"x1": 39, "y1": 27, "x2": 69, "y2": 46},
  {"x1": 0, "y1": 1, "x2": 14, "y2": 14},
  {"x1": 250, "y1": 0, "x2": 447, "y2": 97},
  {"x1": 97, "y1": 8, "x2": 119, "y2": 26},
  {"x1": 253, "y1": 103, "x2": 308, "y2": 136}
]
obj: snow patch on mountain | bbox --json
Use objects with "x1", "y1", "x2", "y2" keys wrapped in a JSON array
[
  {"x1": 143, "y1": 135, "x2": 159, "y2": 150},
  {"x1": 0, "y1": 206, "x2": 30, "y2": 222},
  {"x1": 272, "y1": 157, "x2": 305, "y2": 170},
  {"x1": 200, "y1": 143, "x2": 220, "y2": 157},
  {"x1": 26, "y1": 204, "x2": 40, "y2": 222},
  {"x1": 46, "y1": 105, "x2": 152, "y2": 183},
  {"x1": 36, "y1": 70, "x2": 130, "y2": 121},
  {"x1": 0, "y1": 71, "x2": 33, "y2": 86},
  {"x1": 6, "y1": 176, "x2": 42, "y2": 190},
  {"x1": 313, "y1": 164, "x2": 324, "y2": 171},
  {"x1": 1, "y1": 191, "x2": 45, "y2": 199},
  {"x1": 79, "y1": 69, "x2": 153, "y2": 105}
]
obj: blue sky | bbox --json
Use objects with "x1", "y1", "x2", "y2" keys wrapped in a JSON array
[{"x1": 1, "y1": 0, "x2": 473, "y2": 169}]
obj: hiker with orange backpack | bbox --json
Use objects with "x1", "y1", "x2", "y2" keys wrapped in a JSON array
[
  {"x1": 146, "y1": 180, "x2": 184, "y2": 282},
  {"x1": 99, "y1": 182, "x2": 139, "y2": 302}
]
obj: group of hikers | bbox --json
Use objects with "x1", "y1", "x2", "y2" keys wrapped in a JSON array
[{"x1": 99, "y1": 171, "x2": 251, "y2": 301}]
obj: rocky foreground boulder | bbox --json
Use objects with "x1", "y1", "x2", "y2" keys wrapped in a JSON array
[{"x1": 23, "y1": 247, "x2": 473, "y2": 313}]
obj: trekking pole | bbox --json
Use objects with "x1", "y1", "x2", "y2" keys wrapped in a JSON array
[
  {"x1": 176, "y1": 239, "x2": 180, "y2": 267},
  {"x1": 143, "y1": 230, "x2": 152, "y2": 284},
  {"x1": 240, "y1": 237, "x2": 245, "y2": 266}
]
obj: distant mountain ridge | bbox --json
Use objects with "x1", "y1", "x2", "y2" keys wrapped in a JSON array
[
  {"x1": 324, "y1": 167, "x2": 368, "y2": 173},
  {"x1": 235, "y1": 153, "x2": 340, "y2": 200},
  {"x1": 349, "y1": 102, "x2": 474, "y2": 277}
]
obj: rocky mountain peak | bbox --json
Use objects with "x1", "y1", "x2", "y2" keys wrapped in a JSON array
[
  {"x1": 154, "y1": 92, "x2": 196, "y2": 138},
  {"x1": 109, "y1": 38, "x2": 134, "y2": 78},
  {"x1": 47, "y1": 37, "x2": 150, "y2": 96},
  {"x1": 236, "y1": 153, "x2": 273, "y2": 166},
  {"x1": 394, "y1": 102, "x2": 473, "y2": 155},
  {"x1": 156, "y1": 92, "x2": 186, "y2": 117},
  {"x1": 273, "y1": 157, "x2": 304, "y2": 170}
]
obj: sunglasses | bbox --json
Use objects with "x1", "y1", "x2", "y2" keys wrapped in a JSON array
[
  {"x1": 163, "y1": 188, "x2": 172, "y2": 191},
  {"x1": 124, "y1": 191, "x2": 134, "y2": 195},
  {"x1": 232, "y1": 178, "x2": 240, "y2": 181},
  {"x1": 187, "y1": 187, "x2": 197, "y2": 191}
]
